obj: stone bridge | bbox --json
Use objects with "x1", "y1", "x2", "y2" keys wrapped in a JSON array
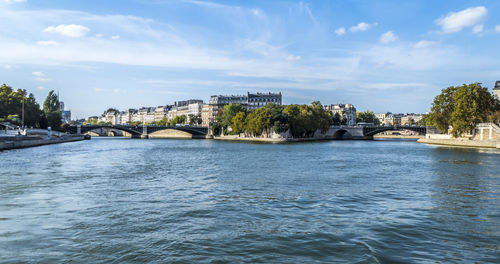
[
  {"x1": 325, "y1": 125, "x2": 430, "y2": 139},
  {"x1": 68, "y1": 124, "x2": 432, "y2": 140},
  {"x1": 67, "y1": 125, "x2": 210, "y2": 139}
]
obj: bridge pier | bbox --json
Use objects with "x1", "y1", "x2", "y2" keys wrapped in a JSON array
[{"x1": 141, "y1": 125, "x2": 148, "y2": 139}]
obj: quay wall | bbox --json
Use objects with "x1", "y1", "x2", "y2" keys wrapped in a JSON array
[
  {"x1": 215, "y1": 127, "x2": 370, "y2": 142},
  {"x1": 0, "y1": 135, "x2": 85, "y2": 151},
  {"x1": 418, "y1": 138, "x2": 500, "y2": 149}
]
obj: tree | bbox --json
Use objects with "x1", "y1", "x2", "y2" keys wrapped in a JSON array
[
  {"x1": 332, "y1": 112, "x2": 341, "y2": 125},
  {"x1": 217, "y1": 103, "x2": 246, "y2": 134},
  {"x1": 189, "y1": 114, "x2": 202, "y2": 126},
  {"x1": 283, "y1": 103, "x2": 332, "y2": 138},
  {"x1": 0, "y1": 84, "x2": 44, "y2": 128},
  {"x1": 356, "y1": 110, "x2": 380, "y2": 125},
  {"x1": 428, "y1": 86, "x2": 457, "y2": 133},
  {"x1": 231, "y1": 111, "x2": 246, "y2": 134},
  {"x1": 24, "y1": 93, "x2": 43, "y2": 127},
  {"x1": 450, "y1": 83, "x2": 494, "y2": 137},
  {"x1": 426, "y1": 83, "x2": 496, "y2": 137},
  {"x1": 43, "y1": 90, "x2": 62, "y2": 130}
]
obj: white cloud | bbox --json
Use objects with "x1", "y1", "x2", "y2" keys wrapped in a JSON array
[
  {"x1": 286, "y1": 55, "x2": 301, "y2": 61},
  {"x1": 1, "y1": 64, "x2": 12, "y2": 70},
  {"x1": 95, "y1": 33, "x2": 104, "y2": 38},
  {"x1": 32, "y1": 71, "x2": 44, "y2": 77},
  {"x1": 37, "y1": 86, "x2": 45, "y2": 90},
  {"x1": 334, "y1": 27, "x2": 346, "y2": 36},
  {"x1": 32, "y1": 71, "x2": 49, "y2": 82},
  {"x1": 36, "y1": 40, "x2": 59, "y2": 46},
  {"x1": 1, "y1": 0, "x2": 26, "y2": 3},
  {"x1": 349, "y1": 22, "x2": 375, "y2": 32},
  {"x1": 111, "y1": 35, "x2": 120, "y2": 40},
  {"x1": 472, "y1": 24, "x2": 483, "y2": 34},
  {"x1": 414, "y1": 40, "x2": 439, "y2": 49},
  {"x1": 43, "y1": 24, "x2": 90, "y2": 38},
  {"x1": 436, "y1": 6, "x2": 488, "y2": 33},
  {"x1": 379, "y1": 31, "x2": 397, "y2": 44},
  {"x1": 495, "y1": 25, "x2": 500, "y2": 32},
  {"x1": 113, "y1": 88, "x2": 119, "y2": 93}
]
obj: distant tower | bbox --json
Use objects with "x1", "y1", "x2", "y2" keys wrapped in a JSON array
[{"x1": 494, "y1": 81, "x2": 500, "y2": 101}]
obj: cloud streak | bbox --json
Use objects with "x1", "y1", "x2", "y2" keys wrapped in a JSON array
[
  {"x1": 43, "y1": 24, "x2": 90, "y2": 38},
  {"x1": 436, "y1": 6, "x2": 487, "y2": 33}
]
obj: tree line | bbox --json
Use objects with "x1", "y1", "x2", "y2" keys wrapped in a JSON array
[
  {"x1": 0, "y1": 84, "x2": 62, "y2": 130},
  {"x1": 212, "y1": 102, "x2": 333, "y2": 138},
  {"x1": 419, "y1": 83, "x2": 500, "y2": 137}
]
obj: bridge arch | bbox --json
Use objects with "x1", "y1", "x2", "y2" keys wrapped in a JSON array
[
  {"x1": 332, "y1": 129, "x2": 353, "y2": 139},
  {"x1": 363, "y1": 126, "x2": 426, "y2": 137},
  {"x1": 70, "y1": 125, "x2": 208, "y2": 138},
  {"x1": 148, "y1": 128, "x2": 193, "y2": 138}
]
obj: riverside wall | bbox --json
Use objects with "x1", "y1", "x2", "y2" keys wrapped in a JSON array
[
  {"x1": 418, "y1": 123, "x2": 500, "y2": 149},
  {"x1": 417, "y1": 138, "x2": 500, "y2": 148},
  {"x1": 214, "y1": 127, "x2": 371, "y2": 142},
  {"x1": 0, "y1": 135, "x2": 85, "y2": 151}
]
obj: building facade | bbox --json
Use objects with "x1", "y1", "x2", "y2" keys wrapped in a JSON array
[
  {"x1": 59, "y1": 101, "x2": 71, "y2": 123},
  {"x1": 207, "y1": 92, "x2": 282, "y2": 126},
  {"x1": 154, "y1": 105, "x2": 171, "y2": 122},
  {"x1": 494, "y1": 80, "x2": 500, "y2": 101},
  {"x1": 247, "y1": 92, "x2": 282, "y2": 110},
  {"x1": 324, "y1": 104, "x2": 357, "y2": 126}
]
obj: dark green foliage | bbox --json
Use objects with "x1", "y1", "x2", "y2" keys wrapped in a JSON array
[
  {"x1": 188, "y1": 114, "x2": 202, "y2": 125},
  {"x1": 356, "y1": 110, "x2": 380, "y2": 125},
  {"x1": 215, "y1": 102, "x2": 332, "y2": 138},
  {"x1": 43, "y1": 90, "x2": 62, "y2": 129},
  {"x1": 332, "y1": 112, "x2": 341, "y2": 125},
  {"x1": 217, "y1": 103, "x2": 246, "y2": 134},
  {"x1": 427, "y1": 83, "x2": 496, "y2": 137},
  {"x1": 0, "y1": 84, "x2": 44, "y2": 128}
]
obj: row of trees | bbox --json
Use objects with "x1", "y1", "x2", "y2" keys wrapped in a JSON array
[
  {"x1": 212, "y1": 102, "x2": 333, "y2": 138},
  {"x1": 0, "y1": 84, "x2": 62, "y2": 129},
  {"x1": 421, "y1": 83, "x2": 500, "y2": 137}
]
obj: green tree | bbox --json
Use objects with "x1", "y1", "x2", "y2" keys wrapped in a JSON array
[
  {"x1": 426, "y1": 83, "x2": 496, "y2": 137},
  {"x1": 332, "y1": 112, "x2": 341, "y2": 125},
  {"x1": 231, "y1": 111, "x2": 246, "y2": 134},
  {"x1": 428, "y1": 86, "x2": 457, "y2": 133},
  {"x1": 450, "y1": 83, "x2": 494, "y2": 137},
  {"x1": 188, "y1": 114, "x2": 202, "y2": 125},
  {"x1": 0, "y1": 84, "x2": 44, "y2": 127},
  {"x1": 356, "y1": 110, "x2": 380, "y2": 125},
  {"x1": 217, "y1": 103, "x2": 246, "y2": 134},
  {"x1": 43, "y1": 90, "x2": 62, "y2": 130}
]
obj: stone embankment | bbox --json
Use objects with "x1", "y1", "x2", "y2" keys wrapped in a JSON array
[
  {"x1": 214, "y1": 127, "x2": 370, "y2": 142},
  {"x1": 417, "y1": 137, "x2": 500, "y2": 149},
  {"x1": 418, "y1": 123, "x2": 500, "y2": 149},
  {"x1": 0, "y1": 135, "x2": 85, "y2": 151}
]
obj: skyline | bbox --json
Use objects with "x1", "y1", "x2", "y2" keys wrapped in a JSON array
[{"x1": 1, "y1": 0, "x2": 500, "y2": 118}]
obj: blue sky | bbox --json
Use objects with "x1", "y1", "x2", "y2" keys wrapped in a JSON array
[{"x1": 1, "y1": 0, "x2": 499, "y2": 118}]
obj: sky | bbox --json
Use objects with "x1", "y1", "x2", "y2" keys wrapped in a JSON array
[{"x1": 1, "y1": 0, "x2": 499, "y2": 119}]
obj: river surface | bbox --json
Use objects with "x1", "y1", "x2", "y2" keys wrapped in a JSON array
[{"x1": 0, "y1": 138, "x2": 499, "y2": 263}]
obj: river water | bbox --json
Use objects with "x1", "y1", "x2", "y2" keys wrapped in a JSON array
[{"x1": 0, "y1": 138, "x2": 499, "y2": 263}]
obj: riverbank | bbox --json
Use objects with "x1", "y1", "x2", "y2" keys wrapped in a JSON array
[
  {"x1": 417, "y1": 138, "x2": 500, "y2": 149},
  {"x1": 0, "y1": 135, "x2": 86, "y2": 150},
  {"x1": 214, "y1": 134, "x2": 371, "y2": 142},
  {"x1": 374, "y1": 135, "x2": 423, "y2": 139}
]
